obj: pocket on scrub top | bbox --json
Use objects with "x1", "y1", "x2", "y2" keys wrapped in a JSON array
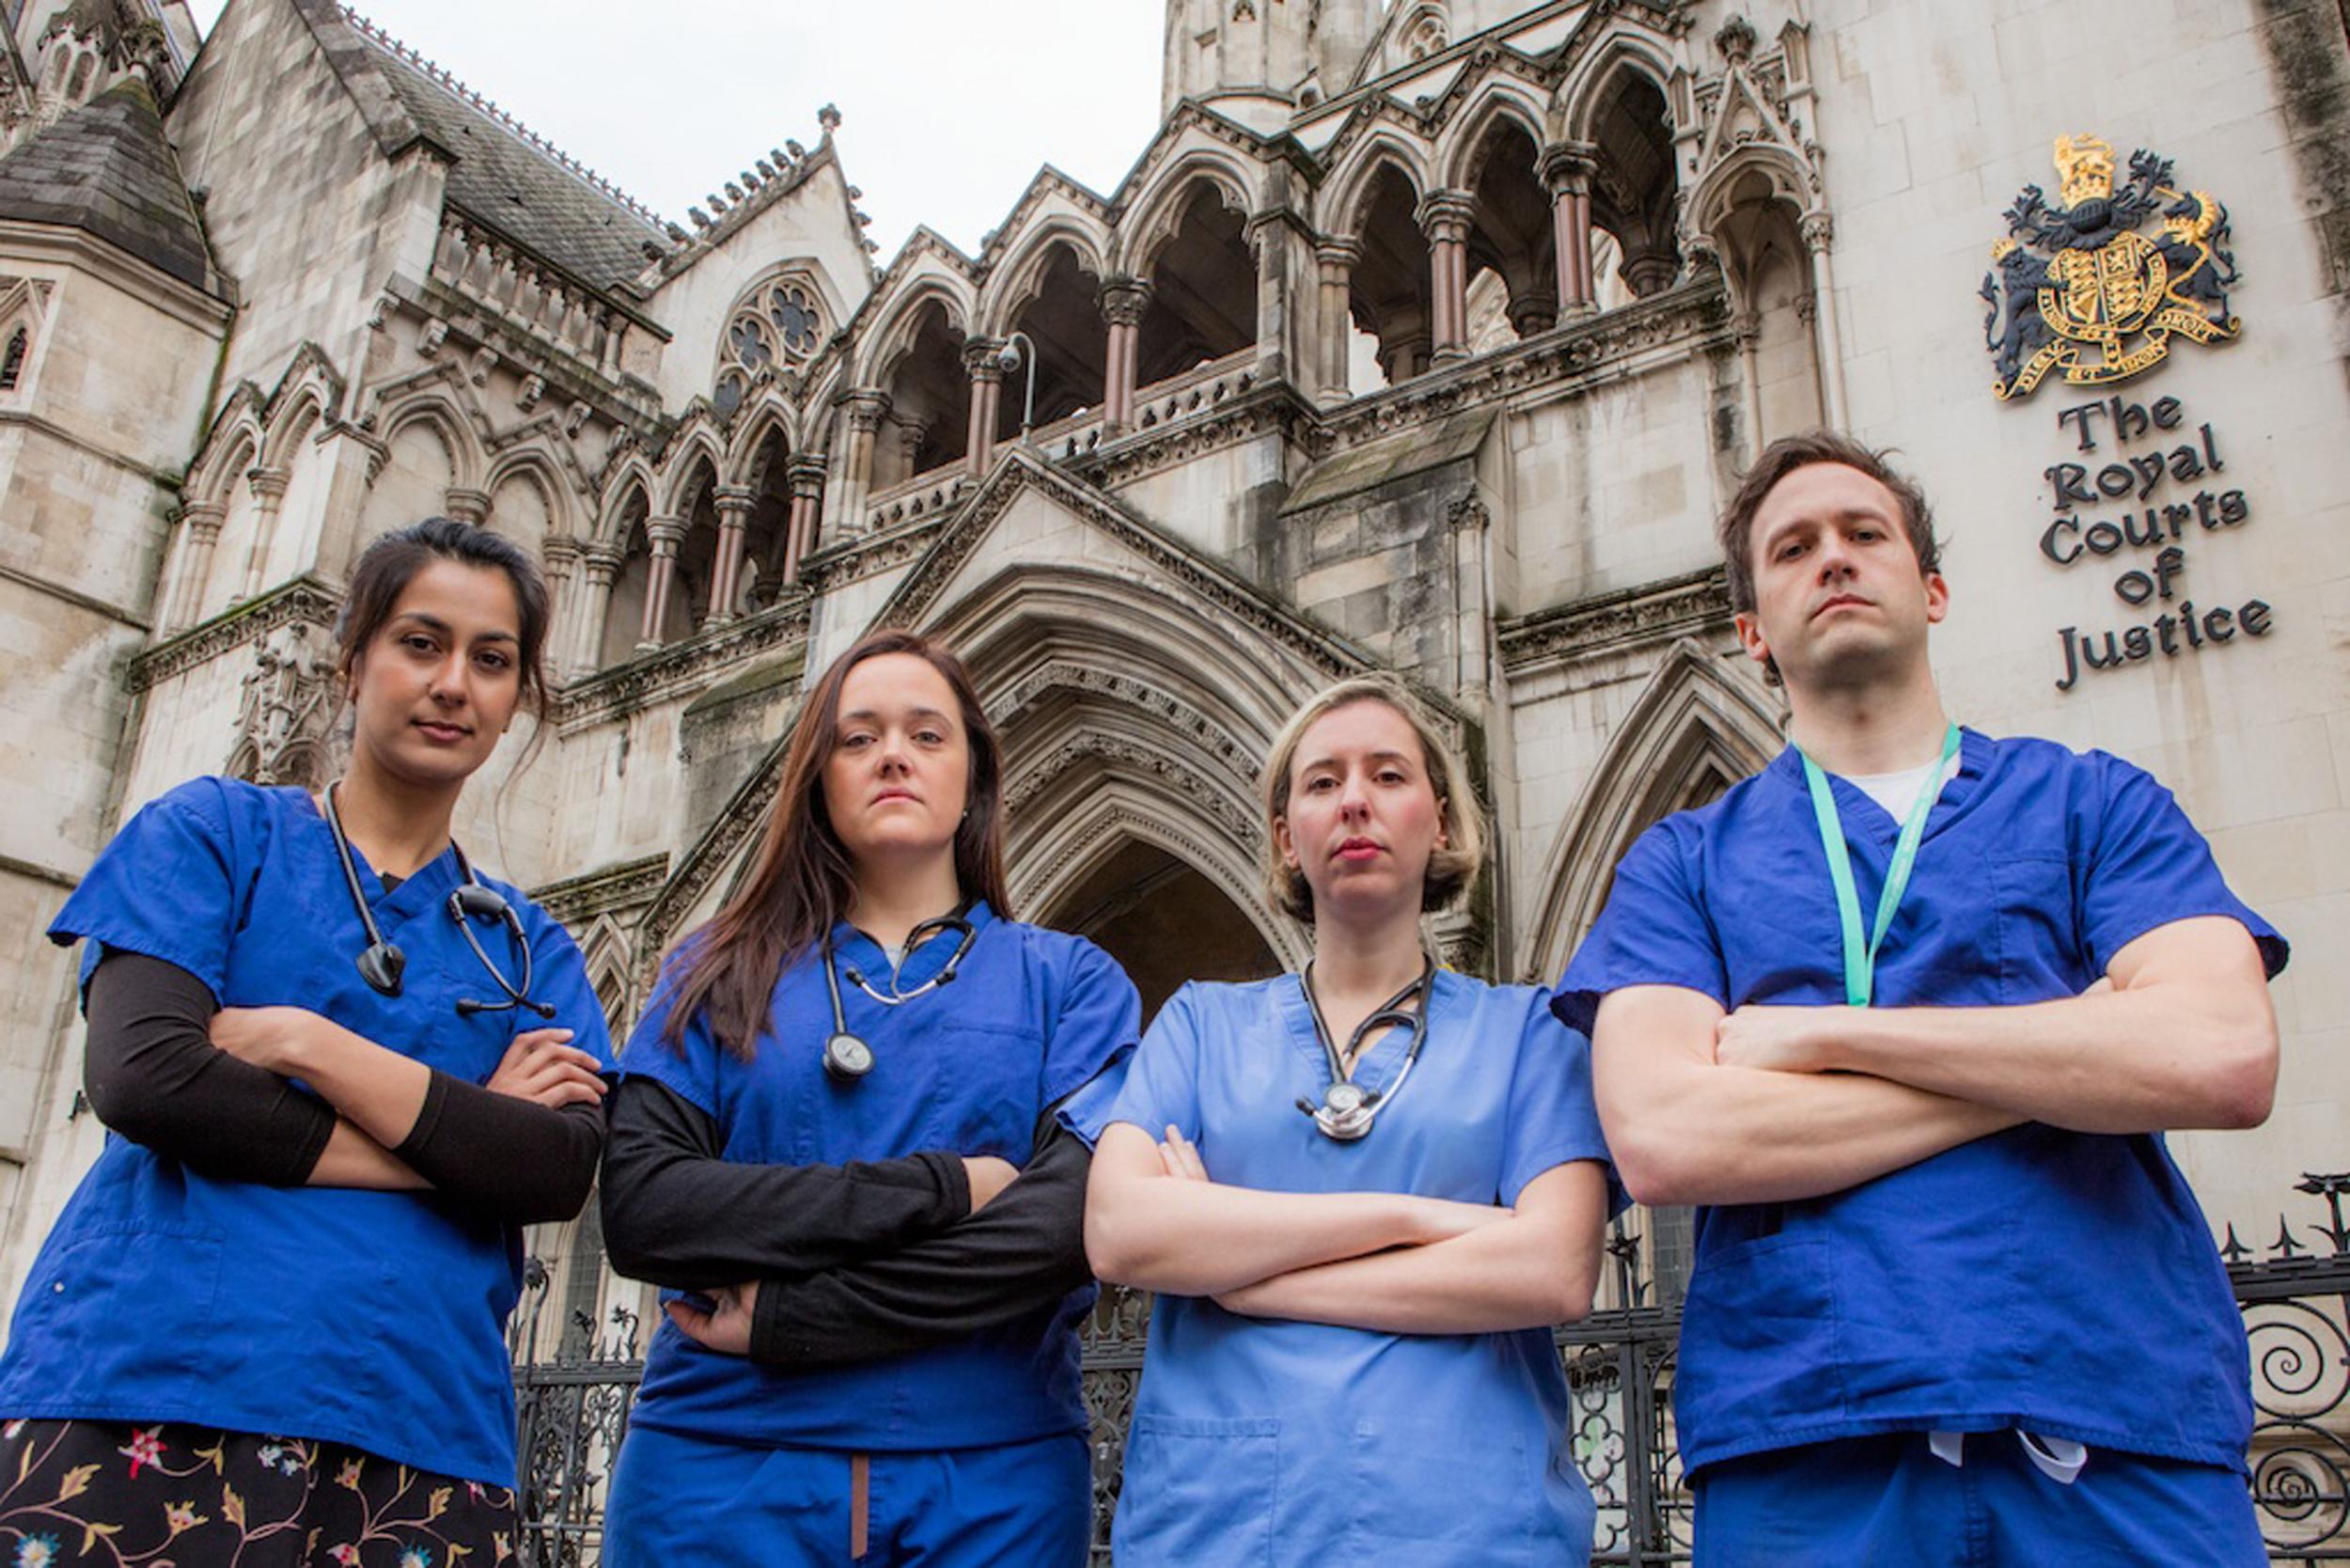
[
  {"x1": 1117, "y1": 1414, "x2": 1279, "y2": 1568},
  {"x1": 14, "y1": 1224, "x2": 226, "y2": 1393},
  {"x1": 1343, "y1": 1420, "x2": 1542, "y2": 1557},
  {"x1": 1992, "y1": 853, "x2": 2080, "y2": 992},
  {"x1": 1678, "y1": 1232, "x2": 1844, "y2": 1435}
]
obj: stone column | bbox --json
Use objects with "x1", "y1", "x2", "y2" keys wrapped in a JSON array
[
  {"x1": 1731, "y1": 307, "x2": 1765, "y2": 456},
  {"x1": 1541, "y1": 143, "x2": 1597, "y2": 313},
  {"x1": 636, "y1": 513, "x2": 685, "y2": 651},
  {"x1": 963, "y1": 340, "x2": 1005, "y2": 477},
  {"x1": 164, "y1": 501, "x2": 226, "y2": 634},
  {"x1": 443, "y1": 487, "x2": 491, "y2": 525},
  {"x1": 573, "y1": 542, "x2": 623, "y2": 674},
  {"x1": 704, "y1": 485, "x2": 755, "y2": 628},
  {"x1": 783, "y1": 454, "x2": 827, "y2": 586},
  {"x1": 1099, "y1": 278, "x2": 1150, "y2": 434},
  {"x1": 1800, "y1": 212, "x2": 1850, "y2": 430},
  {"x1": 1313, "y1": 237, "x2": 1360, "y2": 401},
  {"x1": 1507, "y1": 290, "x2": 1559, "y2": 339},
  {"x1": 828, "y1": 390, "x2": 890, "y2": 540},
  {"x1": 892, "y1": 418, "x2": 931, "y2": 485},
  {"x1": 1418, "y1": 191, "x2": 1476, "y2": 364},
  {"x1": 540, "y1": 536, "x2": 579, "y2": 677},
  {"x1": 233, "y1": 467, "x2": 289, "y2": 604}
]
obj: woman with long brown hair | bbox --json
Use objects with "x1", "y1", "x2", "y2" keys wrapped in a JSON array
[{"x1": 598, "y1": 629, "x2": 1139, "y2": 1566}]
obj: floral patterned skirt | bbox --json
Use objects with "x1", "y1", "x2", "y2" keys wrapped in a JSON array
[{"x1": 0, "y1": 1419, "x2": 517, "y2": 1568}]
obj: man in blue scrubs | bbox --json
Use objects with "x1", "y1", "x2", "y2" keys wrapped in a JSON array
[{"x1": 1556, "y1": 431, "x2": 2287, "y2": 1565}]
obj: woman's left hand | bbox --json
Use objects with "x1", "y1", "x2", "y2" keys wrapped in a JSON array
[
  {"x1": 666, "y1": 1282, "x2": 758, "y2": 1356},
  {"x1": 1158, "y1": 1125, "x2": 1210, "y2": 1184},
  {"x1": 212, "y1": 1006, "x2": 338, "y2": 1075}
]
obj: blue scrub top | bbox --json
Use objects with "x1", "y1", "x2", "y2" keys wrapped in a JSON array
[
  {"x1": 619, "y1": 903, "x2": 1138, "y2": 1451},
  {"x1": 1094, "y1": 973, "x2": 1613, "y2": 1568},
  {"x1": 1557, "y1": 729, "x2": 2288, "y2": 1476},
  {"x1": 6, "y1": 776, "x2": 616, "y2": 1487}
]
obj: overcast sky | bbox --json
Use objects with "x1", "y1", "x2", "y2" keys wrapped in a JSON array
[{"x1": 182, "y1": 1, "x2": 1168, "y2": 259}]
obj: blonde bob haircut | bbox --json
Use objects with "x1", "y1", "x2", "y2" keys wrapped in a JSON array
[{"x1": 1260, "y1": 676, "x2": 1487, "y2": 923}]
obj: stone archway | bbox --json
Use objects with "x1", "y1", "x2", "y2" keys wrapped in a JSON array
[{"x1": 1035, "y1": 836, "x2": 1279, "y2": 1023}]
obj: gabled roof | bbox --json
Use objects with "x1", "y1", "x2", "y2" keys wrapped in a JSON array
[
  {"x1": 296, "y1": 1, "x2": 669, "y2": 293},
  {"x1": 0, "y1": 73, "x2": 215, "y2": 292}
]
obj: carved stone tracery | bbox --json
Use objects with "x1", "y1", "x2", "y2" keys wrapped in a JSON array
[{"x1": 226, "y1": 620, "x2": 340, "y2": 787}]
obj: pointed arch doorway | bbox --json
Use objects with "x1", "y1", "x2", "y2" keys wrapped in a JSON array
[{"x1": 1036, "y1": 837, "x2": 1281, "y2": 1024}]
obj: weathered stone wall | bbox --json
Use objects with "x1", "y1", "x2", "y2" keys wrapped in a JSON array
[{"x1": 168, "y1": 0, "x2": 439, "y2": 397}]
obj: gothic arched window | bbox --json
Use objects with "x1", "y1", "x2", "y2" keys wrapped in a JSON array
[
  {"x1": 713, "y1": 278, "x2": 823, "y2": 416},
  {"x1": 1, "y1": 327, "x2": 27, "y2": 391}
]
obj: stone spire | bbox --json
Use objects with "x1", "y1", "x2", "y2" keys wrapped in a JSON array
[{"x1": 0, "y1": 72, "x2": 212, "y2": 291}]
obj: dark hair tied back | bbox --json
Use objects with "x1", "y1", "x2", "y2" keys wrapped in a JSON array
[{"x1": 337, "y1": 517, "x2": 553, "y2": 717}]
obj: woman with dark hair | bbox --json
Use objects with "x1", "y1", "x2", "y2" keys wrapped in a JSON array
[
  {"x1": 0, "y1": 518, "x2": 613, "y2": 1566},
  {"x1": 1083, "y1": 676, "x2": 1616, "y2": 1566},
  {"x1": 597, "y1": 629, "x2": 1139, "y2": 1567}
]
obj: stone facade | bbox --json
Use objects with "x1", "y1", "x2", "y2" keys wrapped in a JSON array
[{"x1": 1, "y1": 0, "x2": 2346, "y2": 1339}]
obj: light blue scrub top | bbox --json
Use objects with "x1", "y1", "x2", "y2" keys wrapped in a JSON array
[
  {"x1": 621, "y1": 903, "x2": 1139, "y2": 1451},
  {"x1": 7, "y1": 776, "x2": 615, "y2": 1486},
  {"x1": 1089, "y1": 972, "x2": 1614, "y2": 1567},
  {"x1": 1557, "y1": 731, "x2": 2288, "y2": 1476}
]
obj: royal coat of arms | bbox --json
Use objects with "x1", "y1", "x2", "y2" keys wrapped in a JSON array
[{"x1": 1982, "y1": 134, "x2": 2240, "y2": 401}]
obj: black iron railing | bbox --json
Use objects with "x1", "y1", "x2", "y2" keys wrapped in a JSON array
[{"x1": 507, "y1": 1176, "x2": 2350, "y2": 1566}]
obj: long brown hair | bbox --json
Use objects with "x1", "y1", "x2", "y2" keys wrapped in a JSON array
[{"x1": 659, "y1": 629, "x2": 1012, "y2": 1058}]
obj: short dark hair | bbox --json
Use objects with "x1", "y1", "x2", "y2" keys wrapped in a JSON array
[
  {"x1": 1716, "y1": 431, "x2": 1941, "y2": 614},
  {"x1": 336, "y1": 518, "x2": 554, "y2": 718}
]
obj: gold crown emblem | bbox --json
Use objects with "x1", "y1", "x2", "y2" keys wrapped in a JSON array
[{"x1": 2053, "y1": 133, "x2": 2116, "y2": 207}]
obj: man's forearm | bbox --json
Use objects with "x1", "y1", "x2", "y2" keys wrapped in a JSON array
[
  {"x1": 1718, "y1": 917, "x2": 2280, "y2": 1135},
  {"x1": 1815, "y1": 987, "x2": 2274, "y2": 1134},
  {"x1": 1611, "y1": 1063, "x2": 2017, "y2": 1208}
]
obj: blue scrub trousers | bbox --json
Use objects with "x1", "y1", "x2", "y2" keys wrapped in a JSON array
[
  {"x1": 602, "y1": 1424, "x2": 1091, "y2": 1567},
  {"x1": 1692, "y1": 1433, "x2": 2265, "y2": 1567}
]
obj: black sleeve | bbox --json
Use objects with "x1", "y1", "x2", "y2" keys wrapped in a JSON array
[
  {"x1": 598, "y1": 1076, "x2": 971, "y2": 1291},
  {"x1": 82, "y1": 950, "x2": 336, "y2": 1185},
  {"x1": 392, "y1": 1071, "x2": 606, "y2": 1228},
  {"x1": 748, "y1": 1110, "x2": 1095, "y2": 1371}
]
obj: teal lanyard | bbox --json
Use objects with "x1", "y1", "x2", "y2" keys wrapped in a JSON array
[{"x1": 1798, "y1": 725, "x2": 1962, "y2": 1008}]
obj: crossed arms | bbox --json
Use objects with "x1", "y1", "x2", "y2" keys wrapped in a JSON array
[
  {"x1": 1084, "y1": 1122, "x2": 1607, "y2": 1335},
  {"x1": 1595, "y1": 915, "x2": 2279, "y2": 1210}
]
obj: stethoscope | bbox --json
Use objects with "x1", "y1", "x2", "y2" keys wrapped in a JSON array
[
  {"x1": 323, "y1": 780, "x2": 554, "y2": 1020},
  {"x1": 818, "y1": 910, "x2": 979, "y2": 1082},
  {"x1": 1294, "y1": 955, "x2": 1435, "y2": 1142}
]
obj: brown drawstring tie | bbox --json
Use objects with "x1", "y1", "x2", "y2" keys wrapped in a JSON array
[{"x1": 850, "y1": 1451, "x2": 870, "y2": 1560}]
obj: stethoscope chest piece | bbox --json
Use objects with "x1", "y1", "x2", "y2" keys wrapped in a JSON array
[
  {"x1": 1295, "y1": 956, "x2": 1434, "y2": 1144},
  {"x1": 1312, "y1": 1080, "x2": 1376, "y2": 1142},
  {"x1": 823, "y1": 1031, "x2": 875, "y2": 1082},
  {"x1": 355, "y1": 940, "x2": 406, "y2": 998}
]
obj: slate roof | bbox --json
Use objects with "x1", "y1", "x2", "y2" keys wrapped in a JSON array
[
  {"x1": 302, "y1": 2, "x2": 668, "y2": 294},
  {"x1": 0, "y1": 74, "x2": 214, "y2": 292}
]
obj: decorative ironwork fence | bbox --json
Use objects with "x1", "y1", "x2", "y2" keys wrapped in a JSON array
[{"x1": 508, "y1": 1177, "x2": 2350, "y2": 1566}]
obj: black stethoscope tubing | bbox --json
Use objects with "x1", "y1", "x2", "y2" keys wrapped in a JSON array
[
  {"x1": 819, "y1": 911, "x2": 979, "y2": 1082},
  {"x1": 323, "y1": 780, "x2": 554, "y2": 1020},
  {"x1": 1295, "y1": 955, "x2": 1435, "y2": 1142}
]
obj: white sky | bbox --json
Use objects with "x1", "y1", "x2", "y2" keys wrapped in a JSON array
[{"x1": 180, "y1": 1, "x2": 1168, "y2": 259}]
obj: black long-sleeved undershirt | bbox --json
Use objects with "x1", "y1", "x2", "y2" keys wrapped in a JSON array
[
  {"x1": 599, "y1": 1077, "x2": 1096, "y2": 1369},
  {"x1": 82, "y1": 950, "x2": 604, "y2": 1225},
  {"x1": 747, "y1": 1112, "x2": 1096, "y2": 1371},
  {"x1": 598, "y1": 1077, "x2": 972, "y2": 1289}
]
